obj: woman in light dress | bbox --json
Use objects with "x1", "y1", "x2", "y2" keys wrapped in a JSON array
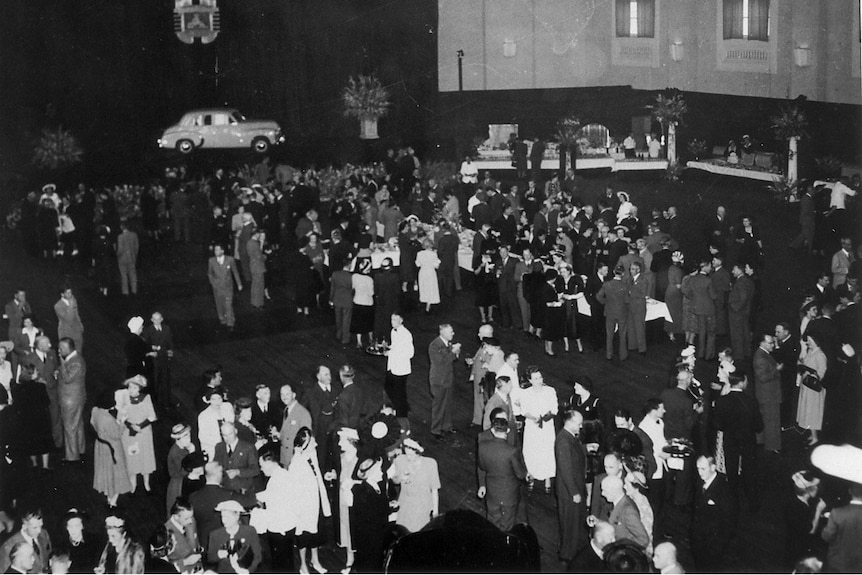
[
  {"x1": 796, "y1": 333, "x2": 828, "y2": 446},
  {"x1": 289, "y1": 427, "x2": 332, "y2": 574},
  {"x1": 520, "y1": 366, "x2": 558, "y2": 493},
  {"x1": 116, "y1": 375, "x2": 157, "y2": 493},
  {"x1": 390, "y1": 438, "x2": 440, "y2": 532},
  {"x1": 197, "y1": 386, "x2": 234, "y2": 460},
  {"x1": 335, "y1": 428, "x2": 359, "y2": 572},
  {"x1": 91, "y1": 390, "x2": 133, "y2": 508},
  {"x1": 415, "y1": 239, "x2": 441, "y2": 313}
]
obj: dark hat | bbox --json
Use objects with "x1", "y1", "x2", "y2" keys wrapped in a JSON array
[
  {"x1": 482, "y1": 336, "x2": 501, "y2": 347},
  {"x1": 181, "y1": 450, "x2": 207, "y2": 472}
]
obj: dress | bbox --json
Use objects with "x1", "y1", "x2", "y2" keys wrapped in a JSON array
[
  {"x1": 415, "y1": 249, "x2": 441, "y2": 304},
  {"x1": 12, "y1": 379, "x2": 54, "y2": 455},
  {"x1": 664, "y1": 264, "x2": 684, "y2": 333},
  {"x1": 197, "y1": 402, "x2": 234, "y2": 460},
  {"x1": 119, "y1": 394, "x2": 157, "y2": 476},
  {"x1": 520, "y1": 384, "x2": 558, "y2": 480},
  {"x1": 350, "y1": 274, "x2": 375, "y2": 335},
  {"x1": 295, "y1": 250, "x2": 321, "y2": 308},
  {"x1": 350, "y1": 481, "x2": 389, "y2": 573},
  {"x1": 541, "y1": 283, "x2": 567, "y2": 342},
  {"x1": 474, "y1": 266, "x2": 499, "y2": 308},
  {"x1": 391, "y1": 454, "x2": 441, "y2": 532},
  {"x1": 91, "y1": 407, "x2": 133, "y2": 499},
  {"x1": 680, "y1": 273, "x2": 697, "y2": 334},
  {"x1": 289, "y1": 446, "x2": 332, "y2": 547},
  {"x1": 338, "y1": 451, "x2": 358, "y2": 549},
  {"x1": 796, "y1": 347, "x2": 828, "y2": 431}
]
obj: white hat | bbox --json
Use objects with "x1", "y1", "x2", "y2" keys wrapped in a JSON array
[
  {"x1": 403, "y1": 438, "x2": 424, "y2": 453},
  {"x1": 680, "y1": 345, "x2": 696, "y2": 358},
  {"x1": 811, "y1": 444, "x2": 862, "y2": 484},
  {"x1": 215, "y1": 500, "x2": 245, "y2": 513},
  {"x1": 337, "y1": 428, "x2": 359, "y2": 441},
  {"x1": 42, "y1": 183, "x2": 56, "y2": 193},
  {"x1": 127, "y1": 316, "x2": 144, "y2": 333}
]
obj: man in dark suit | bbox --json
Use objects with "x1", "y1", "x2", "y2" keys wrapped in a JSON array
[
  {"x1": 250, "y1": 384, "x2": 281, "y2": 438},
  {"x1": 707, "y1": 205, "x2": 733, "y2": 250},
  {"x1": 189, "y1": 462, "x2": 237, "y2": 555},
  {"x1": 691, "y1": 456, "x2": 737, "y2": 572},
  {"x1": 482, "y1": 377, "x2": 517, "y2": 445},
  {"x1": 585, "y1": 263, "x2": 609, "y2": 351},
  {"x1": 568, "y1": 520, "x2": 615, "y2": 573},
  {"x1": 0, "y1": 509, "x2": 52, "y2": 574},
  {"x1": 3, "y1": 289, "x2": 31, "y2": 341},
  {"x1": 712, "y1": 371, "x2": 763, "y2": 509},
  {"x1": 25, "y1": 336, "x2": 62, "y2": 448},
  {"x1": 304, "y1": 365, "x2": 342, "y2": 472},
  {"x1": 812, "y1": 271, "x2": 838, "y2": 308},
  {"x1": 142, "y1": 311, "x2": 174, "y2": 408},
  {"x1": 773, "y1": 322, "x2": 800, "y2": 428},
  {"x1": 213, "y1": 422, "x2": 259, "y2": 495},
  {"x1": 650, "y1": 237, "x2": 674, "y2": 302},
  {"x1": 682, "y1": 260, "x2": 717, "y2": 359},
  {"x1": 711, "y1": 255, "x2": 732, "y2": 339},
  {"x1": 597, "y1": 265, "x2": 629, "y2": 361},
  {"x1": 822, "y1": 482, "x2": 862, "y2": 573},
  {"x1": 496, "y1": 245, "x2": 521, "y2": 329},
  {"x1": 428, "y1": 324, "x2": 461, "y2": 439},
  {"x1": 57, "y1": 337, "x2": 86, "y2": 463},
  {"x1": 753, "y1": 333, "x2": 782, "y2": 453},
  {"x1": 625, "y1": 262, "x2": 649, "y2": 356},
  {"x1": 555, "y1": 410, "x2": 588, "y2": 562},
  {"x1": 728, "y1": 264, "x2": 754, "y2": 360},
  {"x1": 435, "y1": 223, "x2": 460, "y2": 298},
  {"x1": 601, "y1": 475, "x2": 649, "y2": 548},
  {"x1": 477, "y1": 411, "x2": 527, "y2": 531},
  {"x1": 207, "y1": 244, "x2": 243, "y2": 330},
  {"x1": 661, "y1": 370, "x2": 701, "y2": 507}
]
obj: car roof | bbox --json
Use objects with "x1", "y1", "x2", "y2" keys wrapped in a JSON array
[{"x1": 182, "y1": 108, "x2": 240, "y2": 116}]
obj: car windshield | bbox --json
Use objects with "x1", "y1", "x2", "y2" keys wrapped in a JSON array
[{"x1": 230, "y1": 112, "x2": 245, "y2": 123}]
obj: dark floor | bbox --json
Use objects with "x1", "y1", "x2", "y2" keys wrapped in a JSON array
[{"x1": 0, "y1": 169, "x2": 859, "y2": 573}]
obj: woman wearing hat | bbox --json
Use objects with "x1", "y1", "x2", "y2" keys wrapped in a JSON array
[
  {"x1": 198, "y1": 387, "x2": 234, "y2": 460},
  {"x1": 167, "y1": 423, "x2": 196, "y2": 514},
  {"x1": 350, "y1": 259, "x2": 375, "y2": 349},
  {"x1": 350, "y1": 457, "x2": 390, "y2": 573},
  {"x1": 664, "y1": 251, "x2": 685, "y2": 342},
  {"x1": 415, "y1": 239, "x2": 441, "y2": 314},
  {"x1": 296, "y1": 235, "x2": 323, "y2": 316},
  {"x1": 96, "y1": 514, "x2": 145, "y2": 574},
  {"x1": 58, "y1": 508, "x2": 100, "y2": 573},
  {"x1": 474, "y1": 250, "x2": 498, "y2": 323},
  {"x1": 336, "y1": 428, "x2": 359, "y2": 570},
  {"x1": 796, "y1": 333, "x2": 828, "y2": 446},
  {"x1": 390, "y1": 438, "x2": 440, "y2": 533},
  {"x1": 290, "y1": 427, "x2": 332, "y2": 574},
  {"x1": 540, "y1": 269, "x2": 566, "y2": 356},
  {"x1": 11, "y1": 360, "x2": 54, "y2": 470},
  {"x1": 117, "y1": 375, "x2": 157, "y2": 493},
  {"x1": 91, "y1": 390, "x2": 133, "y2": 508}
]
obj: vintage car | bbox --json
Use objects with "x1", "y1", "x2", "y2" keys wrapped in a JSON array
[{"x1": 158, "y1": 108, "x2": 284, "y2": 154}]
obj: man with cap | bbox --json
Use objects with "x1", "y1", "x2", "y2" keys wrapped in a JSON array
[
  {"x1": 207, "y1": 500, "x2": 262, "y2": 573},
  {"x1": 597, "y1": 266, "x2": 629, "y2": 361},
  {"x1": 124, "y1": 316, "x2": 148, "y2": 379},
  {"x1": 477, "y1": 408, "x2": 527, "y2": 531},
  {"x1": 142, "y1": 311, "x2": 174, "y2": 409},
  {"x1": 115, "y1": 219, "x2": 139, "y2": 296}
]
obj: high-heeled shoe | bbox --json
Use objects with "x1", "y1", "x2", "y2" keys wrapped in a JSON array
[{"x1": 312, "y1": 563, "x2": 328, "y2": 574}]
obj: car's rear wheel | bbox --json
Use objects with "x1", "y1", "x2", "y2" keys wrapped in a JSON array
[
  {"x1": 252, "y1": 137, "x2": 270, "y2": 154},
  {"x1": 176, "y1": 139, "x2": 194, "y2": 154}
]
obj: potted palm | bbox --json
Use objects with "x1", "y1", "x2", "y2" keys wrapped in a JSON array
[
  {"x1": 342, "y1": 75, "x2": 391, "y2": 140},
  {"x1": 651, "y1": 92, "x2": 687, "y2": 166},
  {"x1": 770, "y1": 103, "x2": 808, "y2": 185}
]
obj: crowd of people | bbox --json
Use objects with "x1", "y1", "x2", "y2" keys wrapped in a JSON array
[{"x1": 0, "y1": 146, "x2": 860, "y2": 573}]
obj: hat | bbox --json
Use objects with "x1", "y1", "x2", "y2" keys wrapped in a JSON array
[
  {"x1": 800, "y1": 300, "x2": 818, "y2": 315},
  {"x1": 105, "y1": 515, "x2": 126, "y2": 529},
  {"x1": 124, "y1": 374, "x2": 148, "y2": 388},
  {"x1": 791, "y1": 470, "x2": 821, "y2": 491},
  {"x1": 482, "y1": 336, "x2": 501, "y2": 347},
  {"x1": 812, "y1": 444, "x2": 862, "y2": 483},
  {"x1": 42, "y1": 183, "x2": 56, "y2": 193},
  {"x1": 215, "y1": 500, "x2": 245, "y2": 514},
  {"x1": 63, "y1": 508, "x2": 88, "y2": 523},
  {"x1": 181, "y1": 450, "x2": 207, "y2": 472},
  {"x1": 235, "y1": 397, "x2": 253, "y2": 409},
  {"x1": 403, "y1": 438, "x2": 424, "y2": 453},
  {"x1": 680, "y1": 345, "x2": 696, "y2": 358},
  {"x1": 616, "y1": 191, "x2": 630, "y2": 203},
  {"x1": 381, "y1": 258, "x2": 393, "y2": 270},
  {"x1": 0, "y1": 341, "x2": 13, "y2": 353},
  {"x1": 170, "y1": 423, "x2": 191, "y2": 440},
  {"x1": 127, "y1": 316, "x2": 144, "y2": 333},
  {"x1": 614, "y1": 225, "x2": 629, "y2": 234},
  {"x1": 337, "y1": 427, "x2": 359, "y2": 441},
  {"x1": 405, "y1": 214, "x2": 420, "y2": 223}
]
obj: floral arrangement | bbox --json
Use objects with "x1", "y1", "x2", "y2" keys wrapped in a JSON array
[
  {"x1": 651, "y1": 92, "x2": 687, "y2": 127},
  {"x1": 342, "y1": 75, "x2": 391, "y2": 121},
  {"x1": 687, "y1": 138, "x2": 707, "y2": 159},
  {"x1": 664, "y1": 162, "x2": 685, "y2": 183},
  {"x1": 33, "y1": 127, "x2": 83, "y2": 169},
  {"x1": 814, "y1": 155, "x2": 843, "y2": 179},
  {"x1": 771, "y1": 104, "x2": 809, "y2": 142},
  {"x1": 419, "y1": 161, "x2": 457, "y2": 189},
  {"x1": 555, "y1": 115, "x2": 582, "y2": 149},
  {"x1": 768, "y1": 177, "x2": 798, "y2": 202}
]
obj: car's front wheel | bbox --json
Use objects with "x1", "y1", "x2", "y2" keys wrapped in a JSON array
[
  {"x1": 176, "y1": 139, "x2": 195, "y2": 154},
  {"x1": 252, "y1": 137, "x2": 270, "y2": 154}
]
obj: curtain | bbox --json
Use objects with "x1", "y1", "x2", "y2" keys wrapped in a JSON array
[
  {"x1": 616, "y1": 0, "x2": 631, "y2": 37},
  {"x1": 723, "y1": 0, "x2": 744, "y2": 39},
  {"x1": 748, "y1": 0, "x2": 770, "y2": 41},
  {"x1": 637, "y1": 0, "x2": 655, "y2": 38}
]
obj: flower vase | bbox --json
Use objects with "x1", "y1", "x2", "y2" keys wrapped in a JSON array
[{"x1": 360, "y1": 118, "x2": 379, "y2": 140}]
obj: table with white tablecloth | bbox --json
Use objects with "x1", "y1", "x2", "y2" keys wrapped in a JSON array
[{"x1": 576, "y1": 296, "x2": 672, "y2": 322}]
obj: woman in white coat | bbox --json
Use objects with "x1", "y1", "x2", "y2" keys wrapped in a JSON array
[
  {"x1": 520, "y1": 366, "x2": 558, "y2": 493},
  {"x1": 415, "y1": 239, "x2": 441, "y2": 313}
]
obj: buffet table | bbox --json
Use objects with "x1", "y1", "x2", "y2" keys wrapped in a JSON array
[
  {"x1": 473, "y1": 156, "x2": 667, "y2": 172},
  {"x1": 576, "y1": 296, "x2": 672, "y2": 322},
  {"x1": 686, "y1": 159, "x2": 781, "y2": 182}
]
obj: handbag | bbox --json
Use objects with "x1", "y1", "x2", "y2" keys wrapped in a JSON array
[{"x1": 798, "y1": 365, "x2": 823, "y2": 392}]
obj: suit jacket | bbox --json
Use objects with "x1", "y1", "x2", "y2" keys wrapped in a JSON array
[
  {"x1": 4, "y1": 300, "x2": 31, "y2": 340},
  {"x1": 753, "y1": 347, "x2": 781, "y2": 405},
  {"x1": 428, "y1": 336, "x2": 457, "y2": 388},
  {"x1": 330, "y1": 269, "x2": 354, "y2": 307},
  {"x1": 625, "y1": 273, "x2": 649, "y2": 316},
  {"x1": 477, "y1": 435, "x2": 526, "y2": 505},
  {"x1": 711, "y1": 267, "x2": 732, "y2": 307},
  {"x1": 246, "y1": 238, "x2": 266, "y2": 275},
  {"x1": 596, "y1": 278, "x2": 628, "y2": 320},
  {"x1": 116, "y1": 229, "x2": 139, "y2": 264},
  {"x1": 727, "y1": 275, "x2": 754, "y2": 315},
  {"x1": 206, "y1": 525, "x2": 261, "y2": 574},
  {"x1": 682, "y1": 273, "x2": 716, "y2": 315},
  {"x1": 142, "y1": 324, "x2": 174, "y2": 360},
  {"x1": 822, "y1": 502, "x2": 862, "y2": 573},
  {"x1": 692, "y1": 473, "x2": 737, "y2": 545},
  {"x1": 279, "y1": 401, "x2": 312, "y2": 467},
  {"x1": 712, "y1": 390, "x2": 763, "y2": 440},
  {"x1": 0, "y1": 530, "x2": 52, "y2": 574},
  {"x1": 554, "y1": 430, "x2": 586, "y2": 501},
  {"x1": 189, "y1": 484, "x2": 235, "y2": 551},
  {"x1": 812, "y1": 283, "x2": 838, "y2": 308},
  {"x1": 236, "y1": 223, "x2": 255, "y2": 262},
  {"x1": 250, "y1": 400, "x2": 281, "y2": 435},
  {"x1": 58, "y1": 352, "x2": 86, "y2": 403},
  {"x1": 213, "y1": 439, "x2": 259, "y2": 493},
  {"x1": 831, "y1": 249, "x2": 852, "y2": 286},
  {"x1": 54, "y1": 296, "x2": 84, "y2": 342},
  {"x1": 568, "y1": 543, "x2": 606, "y2": 573},
  {"x1": 608, "y1": 496, "x2": 649, "y2": 548},
  {"x1": 497, "y1": 256, "x2": 519, "y2": 294},
  {"x1": 304, "y1": 381, "x2": 343, "y2": 437},
  {"x1": 659, "y1": 387, "x2": 696, "y2": 441},
  {"x1": 24, "y1": 349, "x2": 58, "y2": 388},
  {"x1": 482, "y1": 392, "x2": 517, "y2": 444},
  {"x1": 165, "y1": 517, "x2": 201, "y2": 572},
  {"x1": 207, "y1": 256, "x2": 242, "y2": 293}
]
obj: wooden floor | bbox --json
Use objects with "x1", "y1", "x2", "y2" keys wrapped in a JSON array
[{"x1": 0, "y1": 172, "x2": 851, "y2": 572}]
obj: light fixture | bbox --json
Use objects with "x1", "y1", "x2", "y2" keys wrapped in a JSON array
[
  {"x1": 670, "y1": 41, "x2": 683, "y2": 62},
  {"x1": 794, "y1": 45, "x2": 811, "y2": 67},
  {"x1": 503, "y1": 38, "x2": 516, "y2": 58}
]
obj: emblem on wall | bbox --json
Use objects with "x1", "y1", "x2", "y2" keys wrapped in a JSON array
[{"x1": 174, "y1": 0, "x2": 220, "y2": 44}]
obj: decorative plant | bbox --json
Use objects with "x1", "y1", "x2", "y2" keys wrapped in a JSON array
[
  {"x1": 814, "y1": 155, "x2": 842, "y2": 180},
  {"x1": 555, "y1": 115, "x2": 582, "y2": 149},
  {"x1": 767, "y1": 177, "x2": 798, "y2": 202},
  {"x1": 420, "y1": 161, "x2": 458, "y2": 189},
  {"x1": 687, "y1": 138, "x2": 707, "y2": 159},
  {"x1": 32, "y1": 126, "x2": 83, "y2": 170},
  {"x1": 664, "y1": 162, "x2": 685, "y2": 183},
  {"x1": 770, "y1": 103, "x2": 808, "y2": 183},
  {"x1": 651, "y1": 92, "x2": 687, "y2": 166},
  {"x1": 342, "y1": 75, "x2": 391, "y2": 121}
]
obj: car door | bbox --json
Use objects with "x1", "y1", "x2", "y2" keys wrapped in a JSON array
[
  {"x1": 210, "y1": 112, "x2": 233, "y2": 147},
  {"x1": 197, "y1": 113, "x2": 217, "y2": 147}
]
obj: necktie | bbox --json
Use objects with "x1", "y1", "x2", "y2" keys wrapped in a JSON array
[
  {"x1": 227, "y1": 445, "x2": 233, "y2": 458},
  {"x1": 32, "y1": 539, "x2": 41, "y2": 558}
]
